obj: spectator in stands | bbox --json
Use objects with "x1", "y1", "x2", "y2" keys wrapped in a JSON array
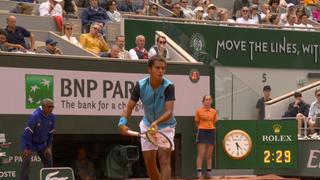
[
  {"x1": 162, "y1": 0, "x2": 173, "y2": 10},
  {"x1": 149, "y1": 36, "x2": 170, "y2": 60},
  {"x1": 305, "y1": 0, "x2": 319, "y2": 6},
  {"x1": 38, "y1": 38, "x2": 63, "y2": 55},
  {"x1": 80, "y1": 22, "x2": 109, "y2": 57},
  {"x1": 61, "y1": 23, "x2": 82, "y2": 47},
  {"x1": 192, "y1": 0, "x2": 202, "y2": 10},
  {"x1": 308, "y1": 89, "x2": 320, "y2": 139},
  {"x1": 72, "y1": 147, "x2": 96, "y2": 180},
  {"x1": 172, "y1": 2, "x2": 185, "y2": 18},
  {"x1": 284, "y1": 13, "x2": 298, "y2": 28},
  {"x1": 203, "y1": 4, "x2": 217, "y2": 20},
  {"x1": 63, "y1": 0, "x2": 79, "y2": 18},
  {"x1": 120, "y1": 0, "x2": 138, "y2": 12},
  {"x1": 39, "y1": 0, "x2": 63, "y2": 16},
  {"x1": 297, "y1": 0, "x2": 312, "y2": 19},
  {"x1": 77, "y1": 0, "x2": 90, "y2": 8},
  {"x1": 180, "y1": 0, "x2": 194, "y2": 19},
  {"x1": 0, "y1": 29, "x2": 26, "y2": 52},
  {"x1": 256, "y1": 85, "x2": 272, "y2": 120},
  {"x1": 106, "y1": 0, "x2": 121, "y2": 22},
  {"x1": 217, "y1": 10, "x2": 235, "y2": 23},
  {"x1": 115, "y1": 35, "x2": 130, "y2": 59},
  {"x1": 260, "y1": 3, "x2": 270, "y2": 21},
  {"x1": 283, "y1": 91, "x2": 309, "y2": 138},
  {"x1": 286, "y1": 0, "x2": 299, "y2": 5},
  {"x1": 236, "y1": 6, "x2": 256, "y2": 24},
  {"x1": 269, "y1": 0, "x2": 280, "y2": 14},
  {"x1": 298, "y1": 13, "x2": 314, "y2": 30},
  {"x1": 252, "y1": 0, "x2": 260, "y2": 6},
  {"x1": 268, "y1": 13, "x2": 281, "y2": 25},
  {"x1": 250, "y1": 4, "x2": 261, "y2": 24},
  {"x1": 106, "y1": 44, "x2": 120, "y2": 58},
  {"x1": 232, "y1": 0, "x2": 251, "y2": 18},
  {"x1": 193, "y1": 6, "x2": 204, "y2": 20},
  {"x1": 129, "y1": 35, "x2": 148, "y2": 60},
  {"x1": 280, "y1": 3, "x2": 296, "y2": 25},
  {"x1": 81, "y1": 0, "x2": 109, "y2": 32},
  {"x1": 5, "y1": 16, "x2": 35, "y2": 51},
  {"x1": 313, "y1": 3, "x2": 320, "y2": 22},
  {"x1": 148, "y1": 3, "x2": 160, "y2": 16}
]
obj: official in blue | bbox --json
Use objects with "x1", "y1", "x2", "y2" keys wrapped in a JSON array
[
  {"x1": 20, "y1": 98, "x2": 55, "y2": 180},
  {"x1": 119, "y1": 56, "x2": 176, "y2": 180}
]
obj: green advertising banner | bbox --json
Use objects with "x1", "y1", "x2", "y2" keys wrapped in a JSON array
[
  {"x1": 124, "y1": 19, "x2": 320, "y2": 69},
  {"x1": 216, "y1": 120, "x2": 297, "y2": 169},
  {"x1": 40, "y1": 167, "x2": 74, "y2": 180}
]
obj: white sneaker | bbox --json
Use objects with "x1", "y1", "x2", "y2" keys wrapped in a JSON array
[
  {"x1": 298, "y1": 134, "x2": 304, "y2": 139},
  {"x1": 311, "y1": 133, "x2": 319, "y2": 139}
]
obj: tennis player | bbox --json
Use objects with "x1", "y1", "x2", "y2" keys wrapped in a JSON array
[{"x1": 118, "y1": 56, "x2": 176, "y2": 180}]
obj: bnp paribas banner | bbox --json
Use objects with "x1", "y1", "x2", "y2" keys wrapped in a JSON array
[
  {"x1": 0, "y1": 67, "x2": 209, "y2": 116},
  {"x1": 124, "y1": 19, "x2": 320, "y2": 69}
]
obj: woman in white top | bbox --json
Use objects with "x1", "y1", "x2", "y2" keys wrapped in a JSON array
[
  {"x1": 61, "y1": 23, "x2": 82, "y2": 47},
  {"x1": 106, "y1": 0, "x2": 121, "y2": 22}
]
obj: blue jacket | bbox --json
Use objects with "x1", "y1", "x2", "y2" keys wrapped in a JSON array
[
  {"x1": 131, "y1": 77, "x2": 177, "y2": 129},
  {"x1": 81, "y1": 6, "x2": 109, "y2": 26},
  {"x1": 21, "y1": 107, "x2": 55, "y2": 151}
]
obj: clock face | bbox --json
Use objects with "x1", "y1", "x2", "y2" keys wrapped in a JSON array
[{"x1": 223, "y1": 130, "x2": 252, "y2": 160}]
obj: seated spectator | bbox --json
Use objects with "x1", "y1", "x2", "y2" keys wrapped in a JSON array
[
  {"x1": 250, "y1": 4, "x2": 261, "y2": 24},
  {"x1": 106, "y1": 44, "x2": 120, "y2": 58},
  {"x1": 312, "y1": 3, "x2": 320, "y2": 22},
  {"x1": 283, "y1": 13, "x2": 299, "y2": 29},
  {"x1": 63, "y1": 0, "x2": 79, "y2": 18},
  {"x1": 61, "y1": 23, "x2": 82, "y2": 47},
  {"x1": 283, "y1": 91, "x2": 309, "y2": 138},
  {"x1": 81, "y1": 0, "x2": 109, "y2": 32},
  {"x1": 115, "y1": 35, "x2": 130, "y2": 59},
  {"x1": 171, "y1": 3, "x2": 184, "y2": 18},
  {"x1": 10, "y1": 2, "x2": 34, "y2": 15},
  {"x1": 162, "y1": 0, "x2": 173, "y2": 10},
  {"x1": 203, "y1": 4, "x2": 217, "y2": 20},
  {"x1": 120, "y1": 0, "x2": 138, "y2": 12},
  {"x1": 129, "y1": 35, "x2": 148, "y2": 60},
  {"x1": 106, "y1": 0, "x2": 121, "y2": 22},
  {"x1": 0, "y1": 29, "x2": 26, "y2": 52},
  {"x1": 260, "y1": 3, "x2": 270, "y2": 21},
  {"x1": 236, "y1": 6, "x2": 256, "y2": 24},
  {"x1": 268, "y1": 13, "x2": 281, "y2": 25},
  {"x1": 37, "y1": 38, "x2": 63, "y2": 55},
  {"x1": 148, "y1": 3, "x2": 160, "y2": 16},
  {"x1": 5, "y1": 16, "x2": 35, "y2": 51},
  {"x1": 80, "y1": 22, "x2": 109, "y2": 57},
  {"x1": 308, "y1": 89, "x2": 320, "y2": 139},
  {"x1": 218, "y1": 10, "x2": 235, "y2": 23},
  {"x1": 39, "y1": 0, "x2": 63, "y2": 16},
  {"x1": 180, "y1": 0, "x2": 194, "y2": 19},
  {"x1": 72, "y1": 147, "x2": 96, "y2": 180},
  {"x1": 280, "y1": 3, "x2": 296, "y2": 25},
  {"x1": 193, "y1": 6, "x2": 204, "y2": 20},
  {"x1": 297, "y1": 13, "x2": 314, "y2": 30},
  {"x1": 233, "y1": 0, "x2": 251, "y2": 18},
  {"x1": 269, "y1": 0, "x2": 280, "y2": 14},
  {"x1": 148, "y1": 36, "x2": 170, "y2": 60},
  {"x1": 305, "y1": 0, "x2": 318, "y2": 6},
  {"x1": 297, "y1": 0, "x2": 312, "y2": 18}
]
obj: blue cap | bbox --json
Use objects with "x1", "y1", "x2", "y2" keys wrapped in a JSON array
[{"x1": 45, "y1": 38, "x2": 58, "y2": 45}]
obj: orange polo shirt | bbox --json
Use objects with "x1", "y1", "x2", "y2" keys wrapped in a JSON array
[{"x1": 195, "y1": 107, "x2": 217, "y2": 129}]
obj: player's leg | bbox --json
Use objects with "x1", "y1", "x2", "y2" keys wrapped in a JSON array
[
  {"x1": 37, "y1": 149, "x2": 53, "y2": 167},
  {"x1": 158, "y1": 148, "x2": 171, "y2": 180},
  {"x1": 196, "y1": 143, "x2": 206, "y2": 177},
  {"x1": 143, "y1": 150, "x2": 160, "y2": 180}
]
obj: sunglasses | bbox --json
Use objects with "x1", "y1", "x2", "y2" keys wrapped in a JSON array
[
  {"x1": 152, "y1": 7, "x2": 158, "y2": 10},
  {"x1": 159, "y1": 41, "x2": 166, "y2": 44},
  {"x1": 174, "y1": 6, "x2": 181, "y2": 9},
  {"x1": 66, "y1": 27, "x2": 73, "y2": 30},
  {"x1": 182, "y1": 1, "x2": 188, "y2": 3},
  {"x1": 242, "y1": 10, "x2": 249, "y2": 12},
  {"x1": 317, "y1": 94, "x2": 320, "y2": 97}
]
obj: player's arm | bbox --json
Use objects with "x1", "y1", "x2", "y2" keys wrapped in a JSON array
[{"x1": 118, "y1": 82, "x2": 140, "y2": 135}]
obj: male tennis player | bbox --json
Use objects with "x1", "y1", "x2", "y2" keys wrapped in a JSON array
[{"x1": 118, "y1": 55, "x2": 176, "y2": 180}]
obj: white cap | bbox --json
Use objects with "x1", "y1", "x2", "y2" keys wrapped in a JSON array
[
  {"x1": 194, "y1": 6, "x2": 204, "y2": 13},
  {"x1": 207, "y1": 3, "x2": 216, "y2": 10},
  {"x1": 287, "y1": 3, "x2": 295, "y2": 8}
]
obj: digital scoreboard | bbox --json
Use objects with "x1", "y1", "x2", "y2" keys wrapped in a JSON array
[{"x1": 217, "y1": 120, "x2": 298, "y2": 169}]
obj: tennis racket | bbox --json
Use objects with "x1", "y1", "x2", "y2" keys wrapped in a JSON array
[{"x1": 127, "y1": 130, "x2": 172, "y2": 150}]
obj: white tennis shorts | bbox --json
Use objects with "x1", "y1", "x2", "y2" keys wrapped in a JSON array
[{"x1": 139, "y1": 120, "x2": 175, "y2": 151}]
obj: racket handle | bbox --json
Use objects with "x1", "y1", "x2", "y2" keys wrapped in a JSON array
[{"x1": 127, "y1": 130, "x2": 139, "y2": 137}]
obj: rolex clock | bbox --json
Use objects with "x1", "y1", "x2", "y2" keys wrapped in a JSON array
[{"x1": 223, "y1": 129, "x2": 252, "y2": 160}]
